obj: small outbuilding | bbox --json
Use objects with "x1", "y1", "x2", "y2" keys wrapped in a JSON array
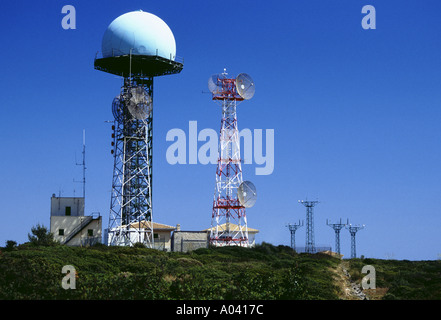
[
  {"x1": 50, "y1": 194, "x2": 102, "y2": 246},
  {"x1": 125, "y1": 221, "x2": 176, "y2": 251}
]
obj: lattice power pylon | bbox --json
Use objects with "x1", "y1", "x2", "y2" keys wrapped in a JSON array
[
  {"x1": 346, "y1": 223, "x2": 365, "y2": 258},
  {"x1": 326, "y1": 218, "x2": 347, "y2": 255},
  {"x1": 286, "y1": 220, "x2": 303, "y2": 251},
  {"x1": 209, "y1": 70, "x2": 254, "y2": 247},
  {"x1": 299, "y1": 200, "x2": 319, "y2": 253}
]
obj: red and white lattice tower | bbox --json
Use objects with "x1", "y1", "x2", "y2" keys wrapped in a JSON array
[{"x1": 209, "y1": 70, "x2": 255, "y2": 247}]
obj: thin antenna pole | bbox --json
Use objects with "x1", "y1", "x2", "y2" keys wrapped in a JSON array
[
  {"x1": 74, "y1": 130, "x2": 86, "y2": 215},
  {"x1": 129, "y1": 48, "x2": 132, "y2": 85},
  {"x1": 82, "y1": 129, "x2": 86, "y2": 201},
  {"x1": 75, "y1": 130, "x2": 86, "y2": 199}
]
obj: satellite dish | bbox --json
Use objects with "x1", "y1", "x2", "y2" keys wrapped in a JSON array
[
  {"x1": 236, "y1": 73, "x2": 255, "y2": 100},
  {"x1": 112, "y1": 95, "x2": 124, "y2": 121},
  {"x1": 237, "y1": 181, "x2": 257, "y2": 208},
  {"x1": 208, "y1": 74, "x2": 225, "y2": 93},
  {"x1": 127, "y1": 86, "x2": 152, "y2": 119}
]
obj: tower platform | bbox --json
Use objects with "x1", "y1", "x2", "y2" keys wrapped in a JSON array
[{"x1": 94, "y1": 54, "x2": 183, "y2": 78}]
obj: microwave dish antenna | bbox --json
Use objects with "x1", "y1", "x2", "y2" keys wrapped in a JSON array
[
  {"x1": 127, "y1": 86, "x2": 152, "y2": 119},
  {"x1": 237, "y1": 181, "x2": 257, "y2": 208},
  {"x1": 235, "y1": 73, "x2": 255, "y2": 100}
]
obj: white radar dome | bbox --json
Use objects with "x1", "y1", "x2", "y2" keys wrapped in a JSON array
[{"x1": 101, "y1": 10, "x2": 176, "y2": 61}]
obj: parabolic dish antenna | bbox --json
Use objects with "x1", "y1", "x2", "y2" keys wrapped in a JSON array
[
  {"x1": 127, "y1": 86, "x2": 152, "y2": 119},
  {"x1": 112, "y1": 96, "x2": 124, "y2": 122},
  {"x1": 208, "y1": 74, "x2": 225, "y2": 93},
  {"x1": 236, "y1": 73, "x2": 255, "y2": 100},
  {"x1": 237, "y1": 181, "x2": 257, "y2": 208}
]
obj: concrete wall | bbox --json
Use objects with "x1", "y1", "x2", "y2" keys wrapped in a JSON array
[
  {"x1": 51, "y1": 215, "x2": 102, "y2": 246},
  {"x1": 154, "y1": 230, "x2": 172, "y2": 251},
  {"x1": 171, "y1": 231, "x2": 209, "y2": 252},
  {"x1": 50, "y1": 196, "x2": 84, "y2": 217}
]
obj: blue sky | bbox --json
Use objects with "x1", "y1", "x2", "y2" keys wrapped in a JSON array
[{"x1": 1, "y1": 0, "x2": 441, "y2": 260}]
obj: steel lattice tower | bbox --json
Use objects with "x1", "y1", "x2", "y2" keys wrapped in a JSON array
[
  {"x1": 94, "y1": 12, "x2": 183, "y2": 247},
  {"x1": 326, "y1": 218, "x2": 347, "y2": 255},
  {"x1": 209, "y1": 70, "x2": 249, "y2": 247},
  {"x1": 286, "y1": 220, "x2": 303, "y2": 251},
  {"x1": 299, "y1": 200, "x2": 319, "y2": 253},
  {"x1": 107, "y1": 78, "x2": 154, "y2": 246},
  {"x1": 346, "y1": 223, "x2": 365, "y2": 258}
]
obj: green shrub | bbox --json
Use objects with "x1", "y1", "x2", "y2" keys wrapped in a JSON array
[{"x1": 27, "y1": 224, "x2": 58, "y2": 247}]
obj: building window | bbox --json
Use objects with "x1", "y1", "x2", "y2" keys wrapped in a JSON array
[
  {"x1": 65, "y1": 206, "x2": 71, "y2": 216},
  {"x1": 59, "y1": 229, "x2": 64, "y2": 236},
  {"x1": 87, "y1": 229, "x2": 93, "y2": 237},
  {"x1": 154, "y1": 233, "x2": 159, "y2": 239}
]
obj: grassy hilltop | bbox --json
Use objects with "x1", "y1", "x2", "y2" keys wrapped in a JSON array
[{"x1": 0, "y1": 242, "x2": 440, "y2": 300}]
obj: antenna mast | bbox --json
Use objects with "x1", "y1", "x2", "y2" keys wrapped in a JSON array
[
  {"x1": 286, "y1": 220, "x2": 303, "y2": 251},
  {"x1": 208, "y1": 70, "x2": 256, "y2": 247},
  {"x1": 299, "y1": 200, "x2": 319, "y2": 253},
  {"x1": 346, "y1": 222, "x2": 365, "y2": 258},
  {"x1": 75, "y1": 129, "x2": 86, "y2": 207},
  {"x1": 81, "y1": 129, "x2": 86, "y2": 200},
  {"x1": 326, "y1": 218, "x2": 346, "y2": 255},
  {"x1": 94, "y1": 11, "x2": 184, "y2": 247}
]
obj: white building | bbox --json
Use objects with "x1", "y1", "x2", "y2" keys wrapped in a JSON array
[
  {"x1": 104, "y1": 221, "x2": 259, "y2": 251},
  {"x1": 50, "y1": 194, "x2": 102, "y2": 246},
  {"x1": 105, "y1": 221, "x2": 176, "y2": 251},
  {"x1": 171, "y1": 223, "x2": 260, "y2": 252}
]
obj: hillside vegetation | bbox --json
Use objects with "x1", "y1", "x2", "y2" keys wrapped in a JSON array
[
  {"x1": 1, "y1": 242, "x2": 440, "y2": 300},
  {"x1": 347, "y1": 258, "x2": 441, "y2": 300},
  {"x1": 0, "y1": 243, "x2": 340, "y2": 300}
]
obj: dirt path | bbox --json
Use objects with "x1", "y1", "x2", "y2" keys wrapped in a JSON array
[{"x1": 331, "y1": 260, "x2": 368, "y2": 300}]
